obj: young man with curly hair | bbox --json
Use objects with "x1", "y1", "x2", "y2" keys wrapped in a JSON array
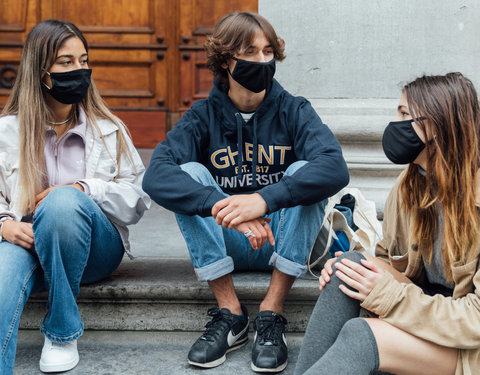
[{"x1": 143, "y1": 11, "x2": 348, "y2": 373}]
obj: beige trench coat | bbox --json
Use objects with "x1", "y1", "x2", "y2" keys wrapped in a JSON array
[{"x1": 361, "y1": 171, "x2": 480, "y2": 375}]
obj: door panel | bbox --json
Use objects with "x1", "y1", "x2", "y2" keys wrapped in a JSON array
[
  {"x1": 0, "y1": 0, "x2": 27, "y2": 33},
  {"x1": 42, "y1": 0, "x2": 152, "y2": 32}
]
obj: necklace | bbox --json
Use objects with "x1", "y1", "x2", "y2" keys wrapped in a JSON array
[{"x1": 48, "y1": 116, "x2": 72, "y2": 125}]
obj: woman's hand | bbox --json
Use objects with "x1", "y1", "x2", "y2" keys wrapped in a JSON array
[
  {"x1": 319, "y1": 251, "x2": 343, "y2": 290},
  {"x1": 2, "y1": 220, "x2": 34, "y2": 249},
  {"x1": 335, "y1": 257, "x2": 384, "y2": 301},
  {"x1": 235, "y1": 217, "x2": 275, "y2": 250},
  {"x1": 34, "y1": 183, "x2": 84, "y2": 210},
  {"x1": 212, "y1": 193, "x2": 268, "y2": 228}
]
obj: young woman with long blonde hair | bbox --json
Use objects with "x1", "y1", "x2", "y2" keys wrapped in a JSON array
[
  {"x1": 295, "y1": 72, "x2": 480, "y2": 375},
  {"x1": 0, "y1": 20, "x2": 150, "y2": 374}
]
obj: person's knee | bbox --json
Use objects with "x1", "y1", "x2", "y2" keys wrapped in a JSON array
[
  {"x1": 320, "y1": 252, "x2": 367, "y2": 291},
  {"x1": 180, "y1": 162, "x2": 209, "y2": 177},
  {"x1": 179, "y1": 162, "x2": 215, "y2": 185},
  {"x1": 284, "y1": 160, "x2": 308, "y2": 176},
  {"x1": 334, "y1": 251, "x2": 365, "y2": 269},
  {"x1": 35, "y1": 187, "x2": 88, "y2": 228},
  {"x1": 338, "y1": 318, "x2": 371, "y2": 341}
]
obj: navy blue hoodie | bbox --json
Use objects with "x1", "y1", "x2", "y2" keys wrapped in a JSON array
[{"x1": 143, "y1": 79, "x2": 349, "y2": 217}]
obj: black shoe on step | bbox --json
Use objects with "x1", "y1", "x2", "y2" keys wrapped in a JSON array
[
  {"x1": 251, "y1": 311, "x2": 288, "y2": 373},
  {"x1": 187, "y1": 304, "x2": 249, "y2": 368}
]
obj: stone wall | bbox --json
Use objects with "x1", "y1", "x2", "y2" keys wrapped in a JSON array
[{"x1": 259, "y1": 0, "x2": 480, "y2": 216}]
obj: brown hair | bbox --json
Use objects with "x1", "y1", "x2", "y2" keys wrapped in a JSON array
[
  {"x1": 2, "y1": 19, "x2": 135, "y2": 214},
  {"x1": 204, "y1": 11, "x2": 286, "y2": 86},
  {"x1": 399, "y1": 72, "x2": 480, "y2": 280}
]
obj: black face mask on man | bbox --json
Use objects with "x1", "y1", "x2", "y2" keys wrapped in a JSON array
[
  {"x1": 228, "y1": 57, "x2": 275, "y2": 93},
  {"x1": 382, "y1": 119, "x2": 426, "y2": 164},
  {"x1": 43, "y1": 68, "x2": 92, "y2": 104}
]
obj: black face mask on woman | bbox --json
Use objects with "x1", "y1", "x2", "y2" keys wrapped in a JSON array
[
  {"x1": 382, "y1": 119, "x2": 426, "y2": 164},
  {"x1": 228, "y1": 57, "x2": 276, "y2": 93},
  {"x1": 43, "y1": 68, "x2": 92, "y2": 104}
]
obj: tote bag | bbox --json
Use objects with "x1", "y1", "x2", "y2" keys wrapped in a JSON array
[{"x1": 307, "y1": 188, "x2": 382, "y2": 277}]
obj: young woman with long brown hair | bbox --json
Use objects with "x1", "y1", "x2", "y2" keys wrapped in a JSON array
[
  {"x1": 0, "y1": 20, "x2": 150, "y2": 374},
  {"x1": 294, "y1": 72, "x2": 480, "y2": 375}
]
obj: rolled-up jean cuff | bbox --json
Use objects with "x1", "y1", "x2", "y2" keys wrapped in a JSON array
[
  {"x1": 269, "y1": 253, "x2": 306, "y2": 278},
  {"x1": 194, "y1": 256, "x2": 234, "y2": 281},
  {"x1": 41, "y1": 325, "x2": 83, "y2": 343}
]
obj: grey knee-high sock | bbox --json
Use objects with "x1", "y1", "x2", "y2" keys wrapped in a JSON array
[
  {"x1": 294, "y1": 251, "x2": 365, "y2": 375},
  {"x1": 303, "y1": 318, "x2": 380, "y2": 375}
]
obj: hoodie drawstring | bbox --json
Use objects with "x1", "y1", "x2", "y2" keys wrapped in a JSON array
[
  {"x1": 252, "y1": 116, "x2": 258, "y2": 188},
  {"x1": 235, "y1": 113, "x2": 259, "y2": 188},
  {"x1": 235, "y1": 113, "x2": 244, "y2": 179}
]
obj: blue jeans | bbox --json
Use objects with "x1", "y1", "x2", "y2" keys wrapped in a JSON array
[
  {"x1": 0, "y1": 187, "x2": 124, "y2": 374},
  {"x1": 176, "y1": 162, "x2": 326, "y2": 281}
]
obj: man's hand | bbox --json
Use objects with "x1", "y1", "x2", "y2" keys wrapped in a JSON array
[
  {"x1": 2, "y1": 220, "x2": 34, "y2": 249},
  {"x1": 34, "y1": 183, "x2": 84, "y2": 210},
  {"x1": 212, "y1": 193, "x2": 268, "y2": 228},
  {"x1": 235, "y1": 217, "x2": 275, "y2": 250}
]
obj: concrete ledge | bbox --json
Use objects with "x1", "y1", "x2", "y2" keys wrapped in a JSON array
[
  {"x1": 21, "y1": 257, "x2": 321, "y2": 332},
  {"x1": 311, "y1": 98, "x2": 398, "y2": 139}
]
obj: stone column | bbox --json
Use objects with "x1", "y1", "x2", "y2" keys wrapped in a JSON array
[{"x1": 260, "y1": 0, "x2": 480, "y2": 216}]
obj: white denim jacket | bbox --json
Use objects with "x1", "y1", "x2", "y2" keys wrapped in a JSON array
[{"x1": 0, "y1": 114, "x2": 151, "y2": 257}]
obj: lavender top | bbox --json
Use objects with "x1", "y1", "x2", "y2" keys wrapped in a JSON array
[{"x1": 44, "y1": 109, "x2": 88, "y2": 190}]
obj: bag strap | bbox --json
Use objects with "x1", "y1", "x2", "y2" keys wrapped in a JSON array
[
  {"x1": 307, "y1": 207, "x2": 361, "y2": 278},
  {"x1": 355, "y1": 207, "x2": 382, "y2": 239},
  {"x1": 307, "y1": 210, "x2": 336, "y2": 278},
  {"x1": 353, "y1": 205, "x2": 382, "y2": 254}
]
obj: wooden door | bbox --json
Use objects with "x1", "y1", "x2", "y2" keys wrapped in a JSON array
[{"x1": 0, "y1": 0, "x2": 257, "y2": 147}]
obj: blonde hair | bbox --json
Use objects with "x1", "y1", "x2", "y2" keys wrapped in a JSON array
[
  {"x1": 2, "y1": 19, "x2": 135, "y2": 214},
  {"x1": 400, "y1": 73, "x2": 480, "y2": 280}
]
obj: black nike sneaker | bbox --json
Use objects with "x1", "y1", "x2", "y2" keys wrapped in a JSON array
[
  {"x1": 251, "y1": 311, "x2": 288, "y2": 373},
  {"x1": 188, "y1": 304, "x2": 249, "y2": 368}
]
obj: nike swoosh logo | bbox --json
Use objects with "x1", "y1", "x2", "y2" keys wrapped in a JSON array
[{"x1": 227, "y1": 321, "x2": 249, "y2": 347}]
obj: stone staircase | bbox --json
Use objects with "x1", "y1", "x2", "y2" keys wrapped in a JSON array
[
  {"x1": 15, "y1": 203, "x2": 318, "y2": 375},
  {"x1": 20, "y1": 224, "x2": 320, "y2": 333}
]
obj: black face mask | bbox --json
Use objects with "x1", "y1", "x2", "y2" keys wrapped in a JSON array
[
  {"x1": 228, "y1": 57, "x2": 275, "y2": 93},
  {"x1": 382, "y1": 119, "x2": 425, "y2": 164},
  {"x1": 43, "y1": 68, "x2": 92, "y2": 104}
]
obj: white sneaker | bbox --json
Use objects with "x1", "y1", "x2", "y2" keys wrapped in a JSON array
[{"x1": 39, "y1": 337, "x2": 79, "y2": 373}]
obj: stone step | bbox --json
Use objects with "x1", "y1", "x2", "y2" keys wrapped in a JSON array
[
  {"x1": 21, "y1": 257, "x2": 320, "y2": 333},
  {"x1": 21, "y1": 203, "x2": 321, "y2": 333},
  {"x1": 15, "y1": 329, "x2": 304, "y2": 375}
]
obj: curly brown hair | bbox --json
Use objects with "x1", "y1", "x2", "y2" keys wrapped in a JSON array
[{"x1": 204, "y1": 11, "x2": 286, "y2": 87}]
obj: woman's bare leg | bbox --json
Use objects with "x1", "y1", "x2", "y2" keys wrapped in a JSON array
[{"x1": 365, "y1": 318, "x2": 458, "y2": 375}]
